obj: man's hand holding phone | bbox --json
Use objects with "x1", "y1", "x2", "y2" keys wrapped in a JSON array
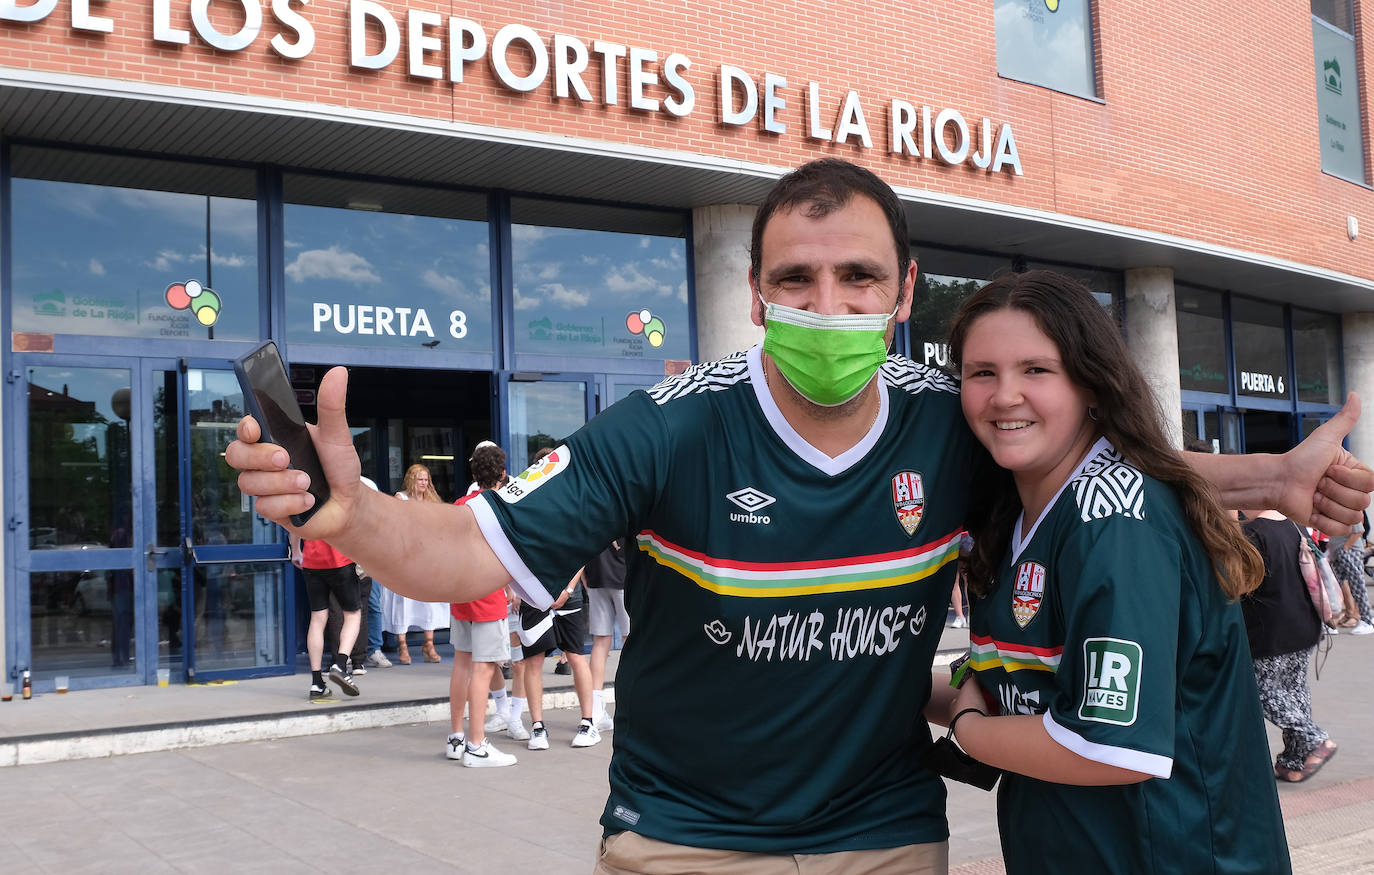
[{"x1": 228, "y1": 357, "x2": 363, "y2": 541}]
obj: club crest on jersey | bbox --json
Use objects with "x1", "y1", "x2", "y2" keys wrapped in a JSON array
[
  {"x1": 1012, "y1": 561, "x2": 1046, "y2": 628},
  {"x1": 890, "y1": 471, "x2": 925, "y2": 536}
]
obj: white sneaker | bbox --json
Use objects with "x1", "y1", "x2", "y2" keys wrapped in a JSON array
[
  {"x1": 507, "y1": 714, "x2": 531, "y2": 741},
  {"x1": 1350, "y1": 621, "x2": 1374, "y2": 635},
  {"x1": 571, "y1": 720, "x2": 601, "y2": 748},
  {"x1": 594, "y1": 710, "x2": 614, "y2": 732},
  {"x1": 366, "y1": 650, "x2": 392, "y2": 668},
  {"x1": 1325, "y1": 624, "x2": 1340, "y2": 635},
  {"x1": 445, "y1": 733, "x2": 466, "y2": 760},
  {"x1": 949, "y1": 616, "x2": 968, "y2": 629},
  {"x1": 527, "y1": 724, "x2": 549, "y2": 750},
  {"x1": 484, "y1": 710, "x2": 509, "y2": 733},
  {"x1": 463, "y1": 738, "x2": 517, "y2": 768}
]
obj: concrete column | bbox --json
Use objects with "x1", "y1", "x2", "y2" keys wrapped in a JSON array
[
  {"x1": 1341, "y1": 312, "x2": 1374, "y2": 467},
  {"x1": 692, "y1": 204, "x2": 762, "y2": 363},
  {"x1": 1124, "y1": 267, "x2": 1183, "y2": 449}
]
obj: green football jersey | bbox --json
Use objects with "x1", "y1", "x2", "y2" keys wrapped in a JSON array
[
  {"x1": 471, "y1": 346, "x2": 975, "y2": 853},
  {"x1": 968, "y1": 438, "x2": 1290, "y2": 874}
]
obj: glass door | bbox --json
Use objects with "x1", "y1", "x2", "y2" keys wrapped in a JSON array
[
  {"x1": 500, "y1": 373, "x2": 597, "y2": 474},
  {"x1": 12, "y1": 358, "x2": 144, "y2": 690},
  {"x1": 146, "y1": 360, "x2": 291, "y2": 683}
]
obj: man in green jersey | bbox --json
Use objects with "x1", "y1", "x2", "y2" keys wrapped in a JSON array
[{"x1": 228, "y1": 159, "x2": 1371, "y2": 872}]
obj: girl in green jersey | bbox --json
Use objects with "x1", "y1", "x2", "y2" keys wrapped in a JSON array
[{"x1": 937, "y1": 270, "x2": 1290, "y2": 874}]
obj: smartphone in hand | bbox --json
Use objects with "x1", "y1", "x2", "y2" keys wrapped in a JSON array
[{"x1": 233, "y1": 341, "x2": 330, "y2": 526}]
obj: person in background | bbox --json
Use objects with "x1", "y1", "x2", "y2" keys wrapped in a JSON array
[
  {"x1": 326, "y1": 476, "x2": 379, "y2": 674},
  {"x1": 947, "y1": 532, "x2": 970, "y2": 629},
  {"x1": 291, "y1": 529, "x2": 361, "y2": 701},
  {"x1": 446, "y1": 443, "x2": 518, "y2": 767},
  {"x1": 940, "y1": 270, "x2": 1290, "y2": 872},
  {"x1": 584, "y1": 538, "x2": 629, "y2": 731},
  {"x1": 380, "y1": 463, "x2": 449, "y2": 663},
  {"x1": 1241, "y1": 509, "x2": 1338, "y2": 782},
  {"x1": 1328, "y1": 513, "x2": 1374, "y2": 635},
  {"x1": 518, "y1": 566, "x2": 599, "y2": 750}
]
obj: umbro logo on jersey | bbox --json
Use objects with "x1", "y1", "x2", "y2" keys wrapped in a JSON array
[
  {"x1": 1012, "y1": 561, "x2": 1046, "y2": 628},
  {"x1": 726, "y1": 486, "x2": 775, "y2": 524}
]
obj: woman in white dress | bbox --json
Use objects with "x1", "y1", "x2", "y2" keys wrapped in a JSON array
[{"x1": 379, "y1": 464, "x2": 450, "y2": 663}]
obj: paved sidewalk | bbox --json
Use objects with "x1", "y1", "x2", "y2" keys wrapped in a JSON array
[
  {"x1": 0, "y1": 647, "x2": 620, "y2": 766},
  {"x1": 2, "y1": 624, "x2": 1371, "y2": 872}
]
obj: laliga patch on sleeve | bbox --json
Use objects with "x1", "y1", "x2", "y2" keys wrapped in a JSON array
[
  {"x1": 498, "y1": 445, "x2": 571, "y2": 504},
  {"x1": 1078, "y1": 637, "x2": 1142, "y2": 726}
]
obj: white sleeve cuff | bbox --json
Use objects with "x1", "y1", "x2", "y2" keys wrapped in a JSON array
[
  {"x1": 467, "y1": 494, "x2": 553, "y2": 611},
  {"x1": 1043, "y1": 711, "x2": 1173, "y2": 779}
]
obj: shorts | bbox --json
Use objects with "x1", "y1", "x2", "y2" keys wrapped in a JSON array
[
  {"x1": 588, "y1": 587, "x2": 630, "y2": 638},
  {"x1": 507, "y1": 612, "x2": 524, "y2": 662},
  {"x1": 520, "y1": 603, "x2": 588, "y2": 655},
  {"x1": 450, "y1": 618, "x2": 511, "y2": 663},
  {"x1": 303, "y1": 565, "x2": 360, "y2": 613}
]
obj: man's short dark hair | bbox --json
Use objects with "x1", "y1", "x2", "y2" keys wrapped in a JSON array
[
  {"x1": 750, "y1": 159, "x2": 911, "y2": 292},
  {"x1": 470, "y1": 444, "x2": 507, "y2": 490}
]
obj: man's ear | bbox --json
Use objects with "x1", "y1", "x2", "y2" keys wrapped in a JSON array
[
  {"x1": 896, "y1": 260, "x2": 917, "y2": 323},
  {"x1": 749, "y1": 270, "x2": 766, "y2": 328}
]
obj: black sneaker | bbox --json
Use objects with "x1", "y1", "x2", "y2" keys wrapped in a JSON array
[
  {"x1": 329, "y1": 665, "x2": 360, "y2": 697},
  {"x1": 554, "y1": 661, "x2": 571, "y2": 676},
  {"x1": 308, "y1": 682, "x2": 330, "y2": 701},
  {"x1": 501, "y1": 662, "x2": 513, "y2": 680}
]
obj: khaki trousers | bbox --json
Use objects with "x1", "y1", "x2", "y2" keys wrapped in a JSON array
[{"x1": 594, "y1": 831, "x2": 949, "y2": 875}]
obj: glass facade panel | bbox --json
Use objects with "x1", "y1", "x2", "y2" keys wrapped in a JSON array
[
  {"x1": 1292, "y1": 309, "x2": 1341, "y2": 404},
  {"x1": 995, "y1": 0, "x2": 1097, "y2": 99},
  {"x1": 27, "y1": 366, "x2": 132, "y2": 549},
  {"x1": 30, "y1": 569, "x2": 138, "y2": 679},
  {"x1": 1313, "y1": 17, "x2": 1366, "y2": 183},
  {"x1": 510, "y1": 199, "x2": 690, "y2": 361},
  {"x1": 283, "y1": 176, "x2": 492, "y2": 353},
  {"x1": 1176, "y1": 287, "x2": 1228, "y2": 394},
  {"x1": 192, "y1": 562, "x2": 285, "y2": 671},
  {"x1": 188, "y1": 368, "x2": 256, "y2": 546},
  {"x1": 159, "y1": 568, "x2": 183, "y2": 673},
  {"x1": 1313, "y1": 0, "x2": 1354, "y2": 36},
  {"x1": 909, "y1": 272, "x2": 987, "y2": 373},
  {"x1": 152, "y1": 369, "x2": 182, "y2": 547},
  {"x1": 10, "y1": 148, "x2": 258, "y2": 341},
  {"x1": 1233, "y1": 298, "x2": 1290, "y2": 400},
  {"x1": 508, "y1": 381, "x2": 588, "y2": 473}
]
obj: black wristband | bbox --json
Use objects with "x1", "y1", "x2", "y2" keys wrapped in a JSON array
[{"x1": 949, "y1": 706, "x2": 987, "y2": 739}]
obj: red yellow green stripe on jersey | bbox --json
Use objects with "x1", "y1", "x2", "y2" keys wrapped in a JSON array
[
  {"x1": 969, "y1": 633, "x2": 1063, "y2": 674},
  {"x1": 633, "y1": 529, "x2": 961, "y2": 598}
]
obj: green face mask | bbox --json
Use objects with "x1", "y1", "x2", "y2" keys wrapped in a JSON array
[{"x1": 761, "y1": 298, "x2": 897, "y2": 407}]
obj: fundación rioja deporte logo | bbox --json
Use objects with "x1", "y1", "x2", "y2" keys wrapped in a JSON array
[{"x1": 165, "y1": 280, "x2": 222, "y2": 326}]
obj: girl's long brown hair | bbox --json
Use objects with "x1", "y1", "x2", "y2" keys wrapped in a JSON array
[{"x1": 949, "y1": 270, "x2": 1263, "y2": 600}]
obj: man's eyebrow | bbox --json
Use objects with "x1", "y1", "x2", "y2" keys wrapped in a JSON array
[
  {"x1": 836, "y1": 259, "x2": 890, "y2": 278},
  {"x1": 763, "y1": 259, "x2": 891, "y2": 283},
  {"x1": 763, "y1": 262, "x2": 817, "y2": 284}
]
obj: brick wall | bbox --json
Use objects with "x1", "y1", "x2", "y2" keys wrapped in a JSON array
[{"x1": 2, "y1": 0, "x2": 1371, "y2": 280}]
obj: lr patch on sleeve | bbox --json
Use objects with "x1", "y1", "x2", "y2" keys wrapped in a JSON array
[{"x1": 1079, "y1": 638, "x2": 1142, "y2": 726}]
